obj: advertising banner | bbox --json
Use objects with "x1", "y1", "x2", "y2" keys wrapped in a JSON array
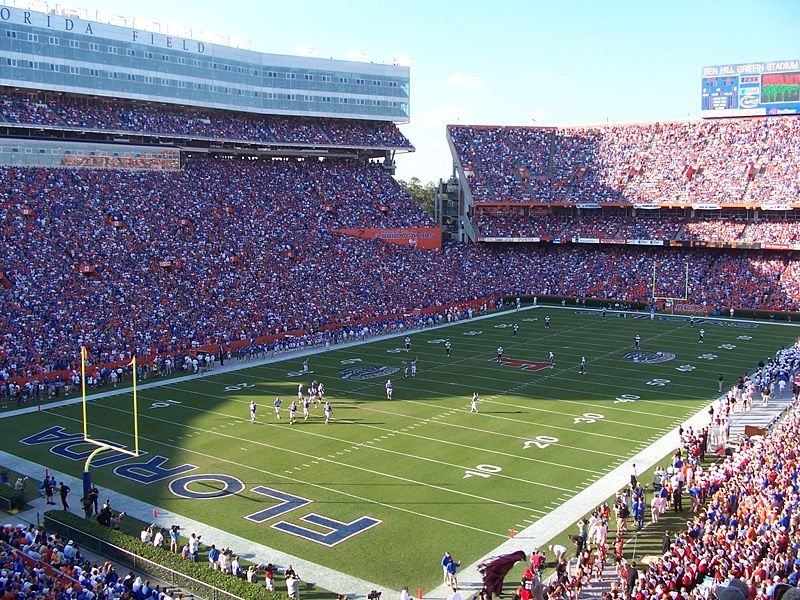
[{"x1": 335, "y1": 227, "x2": 442, "y2": 250}]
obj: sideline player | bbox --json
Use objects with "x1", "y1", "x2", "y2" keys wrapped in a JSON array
[
  {"x1": 470, "y1": 392, "x2": 479, "y2": 413},
  {"x1": 579, "y1": 356, "x2": 587, "y2": 375},
  {"x1": 445, "y1": 340, "x2": 452, "y2": 357},
  {"x1": 273, "y1": 397, "x2": 282, "y2": 420},
  {"x1": 634, "y1": 334, "x2": 641, "y2": 350},
  {"x1": 549, "y1": 351, "x2": 555, "y2": 368},
  {"x1": 496, "y1": 346, "x2": 504, "y2": 361},
  {"x1": 544, "y1": 315, "x2": 551, "y2": 328},
  {"x1": 249, "y1": 399, "x2": 257, "y2": 423},
  {"x1": 386, "y1": 379, "x2": 394, "y2": 400},
  {"x1": 405, "y1": 336, "x2": 411, "y2": 352}
]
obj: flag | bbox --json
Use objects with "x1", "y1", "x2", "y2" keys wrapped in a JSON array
[{"x1": 478, "y1": 550, "x2": 527, "y2": 598}]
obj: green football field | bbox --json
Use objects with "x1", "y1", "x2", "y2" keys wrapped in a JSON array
[{"x1": 0, "y1": 307, "x2": 796, "y2": 591}]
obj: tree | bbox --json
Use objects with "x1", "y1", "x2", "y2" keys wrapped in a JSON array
[{"x1": 398, "y1": 177, "x2": 436, "y2": 216}]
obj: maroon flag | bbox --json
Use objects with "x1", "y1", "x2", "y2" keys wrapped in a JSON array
[{"x1": 478, "y1": 550, "x2": 527, "y2": 598}]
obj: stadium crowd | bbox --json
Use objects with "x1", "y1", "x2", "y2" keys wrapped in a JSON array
[
  {"x1": 0, "y1": 91, "x2": 412, "y2": 149},
  {"x1": 614, "y1": 351, "x2": 800, "y2": 600},
  {"x1": 449, "y1": 116, "x2": 800, "y2": 205},
  {"x1": 1, "y1": 152, "x2": 799, "y2": 386},
  {"x1": 475, "y1": 212, "x2": 800, "y2": 245},
  {"x1": 0, "y1": 519, "x2": 183, "y2": 599}
]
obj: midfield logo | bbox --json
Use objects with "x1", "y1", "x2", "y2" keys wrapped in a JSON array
[
  {"x1": 491, "y1": 358, "x2": 550, "y2": 372},
  {"x1": 339, "y1": 365, "x2": 399, "y2": 380},
  {"x1": 623, "y1": 351, "x2": 676, "y2": 364}
]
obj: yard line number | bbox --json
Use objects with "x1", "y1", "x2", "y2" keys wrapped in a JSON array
[
  {"x1": 523, "y1": 435, "x2": 559, "y2": 450},
  {"x1": 463, "y1": 464, "x2": 502, "y2": 479},
  {"x1": 574, "y1": 412, "x2": 605, "y2": 424}
]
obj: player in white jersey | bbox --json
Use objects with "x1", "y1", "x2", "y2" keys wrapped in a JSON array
[
  {"x1": 512, "y1": 324, "x2": 519, "y2": 337},
  {"x1": 386, "y1": 379, "x2": 393, "y2": 400},
  {"x1": 699, "y1": 328, "x2": 705, "y2": 343},
  {"x1": 297, "y1": 383, "x2": 304, "y2": 400},
  {"x1": 302, "y1": 397, "x2": 311, "y2": 420},
  {"x1": 273, "y1": 397, "x2": 282, "y2": 420},
  {"x1": 444, "y1": 341, "x2": 452, "y2": 356},
  {"x1": 324, "y1": 401, "x2": 332, "y2": 424},
  {"x1": 411, "y1": 358, "x2": 418, "y2": 377},
  {"x1": 402, "y1": 360, "x2": 409, "y2": 378},
  {"x1": 549, "y1": 351, "x2": 555, "y2": 368},
  {"x1": 289, "y1": 400, "x2": 297, "y2": 424},
  {"x1": 302, "y1": 358, "x2": 309, "y2": 373},
  {"x1": 634, "y1": 335, "x2": 641, "y2": 350},
  {"x1": 579, "y1": 356, "x2": 587, "y2": 374},
  {"x1": 250, "y1": 400, "x2": 257, "y2": 423},
  {"x1": 544, "y1": 316, "x2": 551, "y2": 328},
  {"x1": 405, "y1": 337, "x2": 411, "y2": 352},
  {"x1": 496, "y1": 346, "x2": 504, "y2": 361},
  {"x1": 470, "y1": 392, "x2": 479, "y2": 413}
]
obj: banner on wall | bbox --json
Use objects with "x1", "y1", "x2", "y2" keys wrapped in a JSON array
[{"x1": 334, "y1": 227, "x2": 442, "y2": 250}]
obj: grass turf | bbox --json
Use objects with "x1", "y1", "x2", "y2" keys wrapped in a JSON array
[{"x1": 0, "y1": 307, "x2": 795, "y2": 592}]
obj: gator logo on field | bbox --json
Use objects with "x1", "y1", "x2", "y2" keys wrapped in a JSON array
[
  {"x1": 623, "y1": 351, "x2": 676, "y2": 364},
  {"x1": 491, "y1": 358, "x2": 550, "y2": 372},
  {"x1": 339, "y1": 365, "x2": 399, "y2": 380}
]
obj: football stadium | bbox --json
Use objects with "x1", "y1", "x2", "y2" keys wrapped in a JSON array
[{"x1": 0, "y1": 3, "x2": 799, "y2": 600}]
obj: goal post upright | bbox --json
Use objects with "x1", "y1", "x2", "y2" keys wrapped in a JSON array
[
  {"x1": 651, "y1": 261, "x2": 690, "y2": 311},
  {"x1": 80, "y1": 347, "x2": 141, "y2": 498},
  {"x1": 131, "y1": 354, "x2": 140, "y2": 457}
]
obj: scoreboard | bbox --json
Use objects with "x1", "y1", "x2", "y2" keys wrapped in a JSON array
[{"x1": 701, "y1": 59, "x2": 800, "y2": 118}]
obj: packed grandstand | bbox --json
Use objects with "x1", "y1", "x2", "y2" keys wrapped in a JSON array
[
  {"x1": 3, "y1": 107, "x2": 800, "y2": 381},
  {"x1": 3, "y1": 6, "x2": 800, "y2": 600}
]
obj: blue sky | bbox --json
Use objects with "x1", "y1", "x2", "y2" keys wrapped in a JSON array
[{"x1": 59, "y1": 0, "x2": 799, "y2": 182}]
